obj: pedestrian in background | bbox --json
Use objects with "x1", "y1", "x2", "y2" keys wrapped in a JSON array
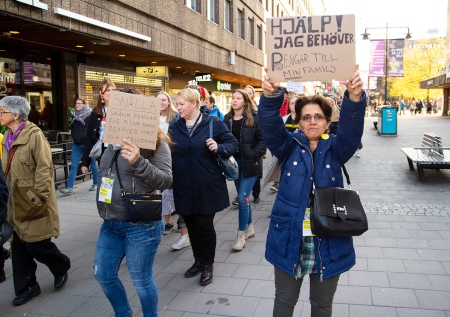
[
  {"x1": 259, "y1": 65, "x2": 364, "y2": 317},
  {"x1": 60, "y1": 98, "x2": 98, "y2": 195},
  {"x1": 0, "y1": 96, "x2": 71, "y2": 306},
  {"x1": 157, "y1": 91, "x2": 178, "y2": 236},
  {"x1": 224, "y1": 89, "x2": 266, "y2": 251},
  {"x1": 81, "y1": 78, "x2": 116, "y2": 175},
  {"x1": 205, "y1": 96, "x2": 224, "y2": 120}
]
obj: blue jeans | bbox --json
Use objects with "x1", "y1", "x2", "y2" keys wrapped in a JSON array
[
  {"x1": 234, "y1": 158, "x2": 258, "y2": 231},
  {"x1": 67, "y1": 143, "x2": 98, "y2": 189},
  {"x1": 93, "y1": 219, "x2": 164, "y2": 317}
]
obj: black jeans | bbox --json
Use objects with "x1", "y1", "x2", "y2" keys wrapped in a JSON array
[
  {"x1": 252, "y1": 175, "x2": 262, "y2": 198},
  {"x1": 183, "y1": 214, "x2": 216, "y2": 265},
  {"x1": 273, "y1": 267, "x2": 340, "y2": 317},
  {"x1": 0, "y1": 247, "x2": 9, "y2": 271},
  {"x1": 12, "y1": 231, "x2": 71, "y2": 295}
]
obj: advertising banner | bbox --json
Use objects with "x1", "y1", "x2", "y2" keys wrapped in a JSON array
[
  {"x1": 388, "y1": 39, "x2": 404, "y2": 77},
  {"x1": 369, "y1": 40, "x2": 385, "y2": 77},
  {"x1": 266, "y1": 14, "x2": 356, "y2": 82}
]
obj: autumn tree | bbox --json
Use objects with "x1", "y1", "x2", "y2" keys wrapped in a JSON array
[{"x1": 389, "y1": 37, "x2": 445, "y2": 104}]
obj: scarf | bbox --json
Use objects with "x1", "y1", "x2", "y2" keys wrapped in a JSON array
[
  {"x1": 72, "y1": 106, "x2": 92, "y2": 125},
  {"x1": 5, "y1": 120, "x2": 27, "y2": 152}
]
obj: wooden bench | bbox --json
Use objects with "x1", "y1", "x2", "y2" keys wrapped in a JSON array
[{"x1": 401, "y1": 133, "x2": 450, "y2": 182}]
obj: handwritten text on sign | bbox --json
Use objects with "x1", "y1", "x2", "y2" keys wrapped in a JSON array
[
  {"x1": 267, "y1": 15, "x2": 356, "y2": 82},
  {"x1": 103, "y1": 91, "x2": 161, "y2": 150}
]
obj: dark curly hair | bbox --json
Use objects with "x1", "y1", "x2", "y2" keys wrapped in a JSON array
[{"x1": 294, "y1": 95, "x2": 332, "y2": 125}]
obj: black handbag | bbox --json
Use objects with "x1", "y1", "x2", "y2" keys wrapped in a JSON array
[
  {"x1": 209, "y1": 119, "x2": 238, "y2": 181},
  {"x1": 310, "y1": 166, "x2": 368, "y2": 237},
  {"x1": 115, "y1": 152, "x2": 162, "y2": 223}
]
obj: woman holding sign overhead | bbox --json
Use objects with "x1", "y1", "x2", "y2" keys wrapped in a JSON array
[
  {"x1": 259, "y1": 65, "x2": 365, "y2": 317},
  {"x1": 81, "y1": 78, "x2": 116, "y2": 176},
  {"x1": 92, "y1": 88, "x2": 172, "y2": 317}
]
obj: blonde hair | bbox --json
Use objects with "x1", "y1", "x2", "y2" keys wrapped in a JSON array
[
  {"x1": 184, "y1": 84, "x2": 209, "y2": 101},
  {"x1": 156, "y1": 91, "x2": 178, "y2": 123},
  {"x1": 176, "y1": 88, "x2": 201, "y2": 108}
]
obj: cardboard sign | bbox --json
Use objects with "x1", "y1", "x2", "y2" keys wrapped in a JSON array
[
  {"x1": 103, "y1": 91, "x2": 161, "y2": 150},
  {"x1": 287, "y1": 81, "x2": 304, "y2": 93},
  {"x1": 266, "y1": 14, "x2": 356, "y2": 82}
]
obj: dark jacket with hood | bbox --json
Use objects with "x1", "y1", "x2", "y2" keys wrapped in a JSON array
[{"x1": 169, "y1": 111, "x2": 238, "y2": 216}]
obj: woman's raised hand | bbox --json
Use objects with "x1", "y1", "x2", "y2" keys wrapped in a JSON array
[
  {"x1": 340, "y1": 64, "x2": 363, "y2": 102},
  {"x1": 262, "y1": 67, "x2": 281, "y2": 95}
]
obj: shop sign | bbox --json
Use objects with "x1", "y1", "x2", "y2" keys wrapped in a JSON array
[
  {"x1": 216, "y1": 81, "x2": 232, "y2": 91},
  {"x1": 16, "y1": 0, "x2": 48, "y2": 10},
  {"x1": 0, "y1": 73, "x2": 15, "y2": 84},
  {"x1": 136, "y1": 66, "x2": 167, "y2": 78},
  {"x1": 0, "y1": 85, "x2": 7, "y2": 96},
  {"x1": 194, "y1": 73, "x2": 212, "y2": 82}
]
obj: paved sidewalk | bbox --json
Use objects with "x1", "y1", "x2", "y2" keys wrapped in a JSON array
[{"x1": 0, "y1": 115, "x2": 449, "y2": 316}]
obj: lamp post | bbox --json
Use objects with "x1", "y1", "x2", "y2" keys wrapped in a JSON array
[{"x1": 362, "y1": 23, "x2": 411, "y2": 104}]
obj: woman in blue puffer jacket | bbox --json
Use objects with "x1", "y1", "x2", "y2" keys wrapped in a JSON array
[{"x1": 258, "y1": 65, "x2": 365, "y2": 317}]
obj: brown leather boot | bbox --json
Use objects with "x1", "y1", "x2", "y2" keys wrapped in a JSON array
[
  {"x1": 184, "y1": 261, "x2": 203, "y2": 278},
  {"x1": 200, "y1": 264, "x2": 213, "y2": 286}
]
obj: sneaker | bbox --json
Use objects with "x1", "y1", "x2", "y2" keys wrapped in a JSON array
[
  {"x1": 59, "y1": 188, "x2": 73, "y2": 195},
  {"x1": 232, "y1": 197, "x2": 239, "y2": 206},
  {"x1": 172, "y1": 235, "x2": 190, "y2": 250},
  {"x1": 354, "y1": 151, "x2": 361, "y2": 158},
  {"x1": 163, "y1": 223, "x2": 174, "y2": 235},
  {"x1": 270, "y1": 183, "x2": 279, "y2": 192},
  {"x1": 89, "y1": 185, "x2": 97, "y2": 191},
  {"x1": 254, "y1": 197, "x2": 261, "y2": 204}
]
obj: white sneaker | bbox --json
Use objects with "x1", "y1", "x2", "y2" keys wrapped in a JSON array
[
  {"x1": 172, "y1": 235, "x2": 190, "y2": 250},
  {"x1": 356, "y1": 151, "x2": 361, "y2": 158},
  {"x1": 270, "y1": 183, "x2": 279, "y2": 192}
]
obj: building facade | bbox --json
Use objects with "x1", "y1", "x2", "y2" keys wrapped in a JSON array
[{"x1": 0, "y1": 0, "x2": 324, "y2": 130}]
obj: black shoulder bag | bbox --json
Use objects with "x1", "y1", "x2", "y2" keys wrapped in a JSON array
[
  {"x1": 208, "y1": 119, "x2": 238, "y2": 181},
  {"x1": 114, "y1": 151, "x2": 162, "y2": 223},
  {"x1": 310, "y1": 165, "x2": 368, "y2": 237}
]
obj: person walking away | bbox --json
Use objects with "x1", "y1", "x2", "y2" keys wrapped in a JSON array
[
  {"x1": 92, "y1": 88, "x2": 172, "y2": 317},
  {"x1": 169, "y1": 88, "x2": 238, "y2": 286},
  {"x1": 224, "y1": 89, "x2": 266, "y2": 251},
  {"x1": 326, "y1": 97, "x2": 340, "y2": 135},
  {"x1": 259, "y1": 65, "x2": 365, "y2": 317},
  {"x1": 410, "y1": 100, "x2": 416, "y2": 115},
  {"x1": 399, "y1": 100, "x2": 406, "y2": 115},
  {"x1": 60, "y1": 98, "x2": 98, "y2": 195},
  {"x1": 0, "y1": 96, "x2": 71, "y2": 306},
  {"x1": 81, "y1": 78, "x2": 116, "y2": 175}
]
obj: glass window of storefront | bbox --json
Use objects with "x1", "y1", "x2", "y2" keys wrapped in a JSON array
[
  {"x1": 79, "y1": 66, "x2": 164, "y2": 109},
  {"x1": 0, "y1": 57, "x2": 54, "y2": 129}
]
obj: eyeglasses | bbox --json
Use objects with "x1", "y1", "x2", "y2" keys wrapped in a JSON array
[
  {"x1": 0, "y1": 111, "x2": 12, "y2": 116},
  {"x1": 300, "y1": 114, "x2": 326, "y2": 122},
  {"x1": 75, "y1": 102, "x2": 84, "y2": 105}
]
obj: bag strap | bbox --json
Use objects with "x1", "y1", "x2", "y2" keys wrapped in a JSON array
[
  {"x1": 4, "y1": 146, "x2": 18, "y2": 179},
  {"x1": 110, "y1": 150, "x2": 126, "y2": 197},
  {"x1": 342, "y1": 165, "x2": 351, "y2": 187},
  {"x1": 209, "y1": 118, "x2": 213, "y2": 139}
]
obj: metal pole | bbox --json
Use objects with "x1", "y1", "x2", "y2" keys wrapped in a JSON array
[{"x1": 385, "y1": 23, "x2": 388, "y2": 104}]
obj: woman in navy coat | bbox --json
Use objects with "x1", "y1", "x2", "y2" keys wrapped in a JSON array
[
  {"x1": 169, "y1": 88, "x2": 238, "y2": 286},
  {"x1": 259, "y1": 66, "x2": 365, "y2": 317}
]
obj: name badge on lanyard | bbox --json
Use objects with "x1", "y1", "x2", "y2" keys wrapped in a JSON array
[{"x1": 302, "y1": 207, "x2": 315, "y2": 236}]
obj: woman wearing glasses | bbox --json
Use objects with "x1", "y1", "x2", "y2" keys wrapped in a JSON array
[
  {"x1": 258, "y1": 65, "x2": 365, "y2": 317},
  {"x1": 0, "y1": 96, "x2": 71, "y2": 306}
]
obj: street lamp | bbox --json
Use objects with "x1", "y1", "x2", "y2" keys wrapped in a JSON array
[{"x1": 362, "y1": 23, "x2": 411, "y2": 103}]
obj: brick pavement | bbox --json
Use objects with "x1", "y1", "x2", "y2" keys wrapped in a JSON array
[{"x1": 0, "y1": 115, "x2": 449, "y2": 316}]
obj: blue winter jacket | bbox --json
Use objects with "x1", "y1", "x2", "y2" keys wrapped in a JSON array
[{"x1": 258, "y1": 89, "x2": 366, "y2": 280}]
